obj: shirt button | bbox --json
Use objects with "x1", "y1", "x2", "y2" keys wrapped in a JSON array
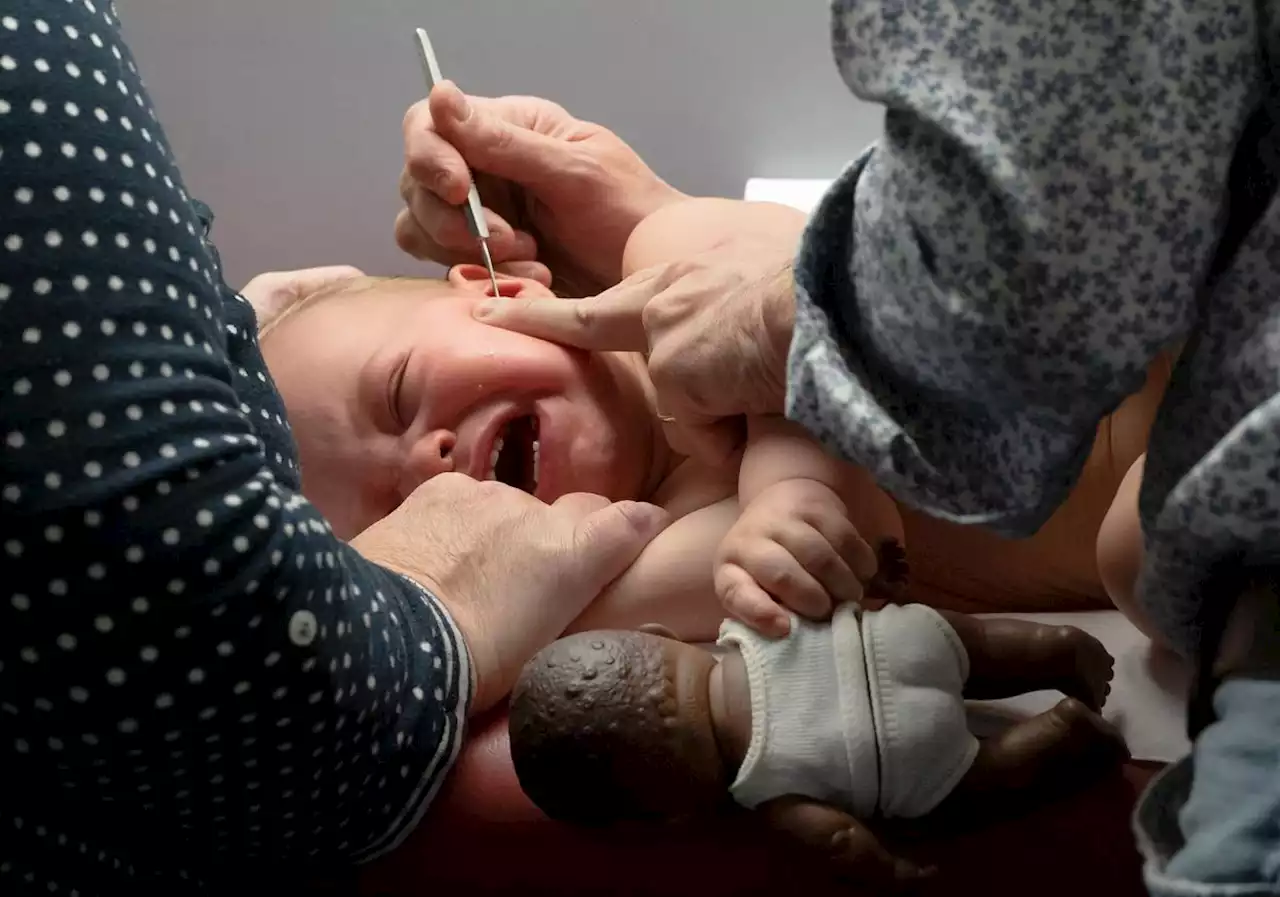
[{"x1": 288, "y1": 610, "x2": 317, "y2": 647}]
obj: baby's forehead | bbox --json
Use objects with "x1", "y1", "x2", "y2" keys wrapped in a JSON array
[
  {"x1": 320, "y1": 280, "x2": 645, "y2": 363},
  {"x1": 312, "y1": 277, "x2": 467, "y2": 324},
  {"x1": 331, "y1": 276, "x2": 459, "y2": 302},
  {"x1": 266, "y1": 275, "x2": 457, "y2": 333}
]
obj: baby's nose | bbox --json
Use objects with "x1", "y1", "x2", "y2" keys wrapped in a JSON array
[{"x1": 401, "y1": 429, "x2": 457, "y2": 493}]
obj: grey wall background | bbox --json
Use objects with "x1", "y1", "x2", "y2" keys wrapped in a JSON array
[{"x1": 118, "y1": 1, "x2": 885, "y2": 288}]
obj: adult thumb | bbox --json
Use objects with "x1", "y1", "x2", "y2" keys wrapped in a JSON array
[
  {"x1": 430, "y1": 81, "x2": 571, "y2": 191},
  {"x1": 571, "y1": 501, "x2": 670, "y2": 595}
]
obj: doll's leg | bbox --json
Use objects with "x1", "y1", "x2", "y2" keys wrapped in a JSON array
[
  {"x1": 932, "y1": 697, "x2": 1129, "y2": 821},
  {"x1": 939, "y1": 611, "x2": 1115, "y2": 710}
]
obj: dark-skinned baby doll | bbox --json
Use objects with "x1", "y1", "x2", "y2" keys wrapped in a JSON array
[{"x1": 509, "y1": 603, "x2": 1127, "y2": 891}]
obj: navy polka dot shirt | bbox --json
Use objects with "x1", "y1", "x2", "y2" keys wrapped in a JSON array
[{"x1": 0, "y1": 2, "x2": 470, "y2": 893}]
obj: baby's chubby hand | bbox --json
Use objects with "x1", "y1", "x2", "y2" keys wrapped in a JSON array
[{"x1": 714, "y1": 479, "x2": 879, "y2": 638}]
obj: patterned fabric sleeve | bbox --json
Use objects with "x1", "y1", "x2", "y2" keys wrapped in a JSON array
[
  {"x1": 0, "y1": 2, "x2": 469, "y2": 893},
  {"x1": 789, "y1": 1, "x2": 1252, "y2": 534}
]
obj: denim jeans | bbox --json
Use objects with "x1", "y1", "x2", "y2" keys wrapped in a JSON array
[{"x1": 1134, "y1": 679, "x2": 1280, "y2": 896}]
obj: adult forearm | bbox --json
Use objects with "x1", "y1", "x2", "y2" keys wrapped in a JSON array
[{"x1": 0, "y1": 2, "x2": 469, "y2": 886}]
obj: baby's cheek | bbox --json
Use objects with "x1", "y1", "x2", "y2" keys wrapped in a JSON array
[
  {"x1": 574, "y1": 436, "x2": 640, "y2": 500},
  {"x1": 561, "y1": 407, "x2": 642, "y2": 497}
]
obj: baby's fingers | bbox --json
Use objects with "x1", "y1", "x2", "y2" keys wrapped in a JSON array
[
  {"x1": 785, "y1": 519, "x2": 873, "y2": 606},
  {"x1": 715, "y1": 562, "x2": 791, "y2": 638},
  {"x1": 734, "y1": 540, "x2": 833, "y2": 622},
  {"x1": 803, "y1": 511, "x2": 879, "y2": 585}
]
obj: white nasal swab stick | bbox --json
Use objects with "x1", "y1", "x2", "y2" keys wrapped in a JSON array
[{"x1": 414, "y1": 27, "x2": 502, "y2": 298}]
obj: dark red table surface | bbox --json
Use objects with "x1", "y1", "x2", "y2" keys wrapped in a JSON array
[{"x1": 361, "y1": 709, "x2": 1162, "y2": 897}]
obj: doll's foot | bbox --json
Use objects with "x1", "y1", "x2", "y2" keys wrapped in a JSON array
[
  {"x1": 1037, "y1": 697, "x2": 1130, "y2": 771},
  {"x1": 1044, "y1": 626, "x2": 1115, "y2": 711},
  {"x1": 935, "y1": 698, "x2": 1129, "y2": 820},
  {"x1": 984, "y1": 698, "x2": 1129, "y2": 801}
]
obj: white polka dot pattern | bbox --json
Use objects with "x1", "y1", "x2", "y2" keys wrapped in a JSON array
[{"x1": 0, "y1": 2, "x2": 470, "y2": 892}]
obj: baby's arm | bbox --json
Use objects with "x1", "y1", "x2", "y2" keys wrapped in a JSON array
[
  {"x1": 716, "y1": 415, "x2": 904, "y2": 636},
  {"x1": 739, "y1": 416, "x2": 903, "y2": 541},
  {"x1": 563, "y1": 199, "x2": 811, "y2": 641}
]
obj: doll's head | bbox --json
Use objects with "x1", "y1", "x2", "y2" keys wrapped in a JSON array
[{"x1": 508, "y1": 629, "x2": 741, "y2": 825}]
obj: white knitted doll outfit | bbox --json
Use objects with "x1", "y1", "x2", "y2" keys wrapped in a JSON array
[{"x1": 717, "y1": 602, "x2": 979, "y2": 819}]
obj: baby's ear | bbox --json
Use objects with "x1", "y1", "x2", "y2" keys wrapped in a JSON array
[
  {"x1": 637, "y1": 623, "x2": 679, "y2": 641},
  {"x1": 448, "y1": 263, "x2": 555, "y2": 298}
]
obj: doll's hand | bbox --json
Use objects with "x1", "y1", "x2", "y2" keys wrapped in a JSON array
[{"x1": 714, "y1": 479, "x2": 877, "y2": 638}]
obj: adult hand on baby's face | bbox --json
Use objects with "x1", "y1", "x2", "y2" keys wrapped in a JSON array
[
  {"x1": 398, "y1": 82, "x2": 684, "y2": 296},
  {"x1": 474, "y1": 237, "x2": 796, "y2": 467},
  {"x1": 350, "y1": 473, "x2": 669, "y2": 716}
]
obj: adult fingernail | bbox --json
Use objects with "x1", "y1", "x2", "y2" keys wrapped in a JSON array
[
  {"x1": 510, "y1": 230, "x2": 539, "y2": 259},
  {"x1": 473, "y1": 300, "x2": 499, "y2": 319},
  {"x1": 638, "y1": 502, "x2": 670, "y2": 531},
  {"x1": 451, "y1": 91, "x2": 472, "y2": 124},
  {"x1": 618, "y1": 500, "x2": 670, "y2": 536}
]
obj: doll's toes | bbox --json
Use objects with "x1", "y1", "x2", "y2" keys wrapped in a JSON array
[{"x1": 1045, "y1": 626, "x2": 1115, "y2": 711}]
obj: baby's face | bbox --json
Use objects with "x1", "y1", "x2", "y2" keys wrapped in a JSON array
[{"x1": 262, "y1": 271, "x2": 664, "y2": 538}]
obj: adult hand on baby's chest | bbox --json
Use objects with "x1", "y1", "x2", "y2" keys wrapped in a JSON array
[{"x1": 350, "y1": 474, "x2": 669, "y2": 714}]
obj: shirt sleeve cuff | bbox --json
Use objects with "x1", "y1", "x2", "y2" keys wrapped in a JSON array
[{"x1": 353, "y1": 573, "x2": 474, "y2": 863}]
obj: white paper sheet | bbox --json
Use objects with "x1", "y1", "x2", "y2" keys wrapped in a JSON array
[{"x1": 743, "y1": 177, "x2": 834, "y2": 213}]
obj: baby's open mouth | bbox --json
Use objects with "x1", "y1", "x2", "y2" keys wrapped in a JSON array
[{"x1": 488, "y1": 414, "x2": 540, "y2": 495}]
